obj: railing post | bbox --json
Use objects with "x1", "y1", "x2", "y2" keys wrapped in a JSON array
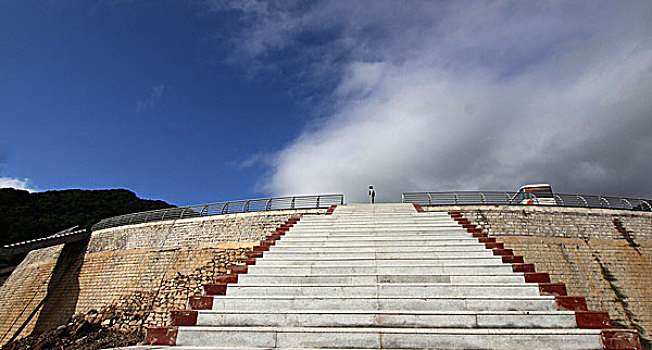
[
  {"x1": 640, "y1": 200, "x2": 652, "y2": 211},
  {"x1": 316, "y1": 196, "x2": 320, "y2": 208},
  {"x1": 266, "y1": 199, "x2": 272, "y2": 211},
  {"x1": 179, "y1": 208, "x2": 187, "y2": 219},
  {"x1": 599, "y1": 197, "x2": 610, "y2": 208},
  {"x1": 291, "y1": 197, "x2": 295, "y2": 209},
  {"x1": 200, "y1": 205, "x2": 208, "y2": 216},
  {"x1": 554, "y1": 195, "x2": 564, "y2": 206},
  {"x1": 454, "y1": 193, "x2": 459, "y2": 205},
  {"x1": 222, "y1": 203, "x2": 228, "y2": 214},
  {"x1": 480, "y1": 192, "x2": 487, "y2": 204},
  {"x1": 622, "y1": 198, "x2": 633, "y2": 210},
  {"x1": 577, "y1": 195, "x2": 588, "y2": 207},
  {"x1": 427, "y1": 193, "x2": 432, "y2": 206},
  {"x1": 244, "y1": 200, "x2": 250, "y2": 212}
]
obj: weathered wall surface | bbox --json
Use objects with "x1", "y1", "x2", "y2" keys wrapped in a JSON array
[
  {"x1": 425, "y1": 205, "x2": 652, "y2": 347},
  {"x1": 0, "y1": 208, "x2": 324, "y2": 345},
  {"x1": 0, "y1": 244, "x2": 63, "y2": 345}
]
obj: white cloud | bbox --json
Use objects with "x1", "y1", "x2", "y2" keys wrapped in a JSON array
[
  {"x1": 207, "y1": 1, "x2": 652, "y2": 202},
  {"x1": 136, "y1": 84, "x2": 165, "y2": 112},
  {"x1": 0, "y1": 177, "x2": 36, "y2": 192},
  {"x1": 335, "y1": 62, "x2": 386, "y2": 97}
]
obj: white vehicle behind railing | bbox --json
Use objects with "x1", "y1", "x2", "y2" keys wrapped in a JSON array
[{"x1": 510, "y1": 184, "x2": 556, "y2": 205}]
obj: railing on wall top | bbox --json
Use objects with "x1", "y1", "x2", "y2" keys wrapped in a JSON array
[
  {"x1": 402, "y1": 191, "x2": 652, "y2": 211},
  {"x1": 91, "y1": 194, "x2": 344, "y2": 231}
]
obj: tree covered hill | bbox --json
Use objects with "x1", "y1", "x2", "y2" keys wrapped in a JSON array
[{"x1": 0, "y1": 188, "x2": 172, "y2": 247}]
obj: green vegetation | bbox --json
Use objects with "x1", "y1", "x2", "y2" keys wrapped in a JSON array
[{"x1": 0, "y1": 188, "x2": 172, "y2": 267}]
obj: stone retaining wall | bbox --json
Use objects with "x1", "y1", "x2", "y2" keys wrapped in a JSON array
[
  {"x1": 0, "y1": 208, "x2": 324, "y2": 345},
  {"x1": 424, "y1": 205, "x2": 652, "y2": 347}
]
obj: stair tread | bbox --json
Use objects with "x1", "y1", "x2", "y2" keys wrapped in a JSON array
[{"x1": 177, "y1": 326, "x2": 602, "y2": 334}]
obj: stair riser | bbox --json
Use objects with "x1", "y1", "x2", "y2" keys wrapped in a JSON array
[
  {"x1": 175, "y1": 329, "x2": 604, "y2": 349},
  {"x1": 194, "y1": 313, "x2": 577, "y2": 329},
  {"x1": 298, "y1": 218, "x2": 456, "y2": 221},
  {"x1": 226, "y1": 285, "x2": 541, "y2": 297},
  {"x1": 294, "y1": 224, "x2": 459, "y2": 228},
  {"x1": 237, "y1": 275, "x2": 526, "y2": 284},
  {"x1": 286, "y1": 230, "x2": 466, "y2": 235},
  {"x1": 247, "y1": 265, "x2": 515, "y2": 275},
  {"x1": 253, "y1": 258, "x2": 504, "y2": 266},
  {"x1": 267, "y1": 245, "x2": 489, "y2": 252},
  {"x1": 208, "y1": 298, "x2": 558, "y2": 312},
  {"x1": 260, "y1": 251, "x2": 496, "y2": 259},
  {"x1": 275, "y1": 239, "x2": 483, "y2": 246},
  {"x1": 286, "y1": 231, "x2": 470, "y2": 237},
  {"x1": 292, "y1": 225, "x2": 461, "y2": 229}
]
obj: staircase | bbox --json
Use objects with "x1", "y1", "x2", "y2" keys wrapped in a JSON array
[{"x1": 145, "y1": 203, "x2": 639, "y2": 349}]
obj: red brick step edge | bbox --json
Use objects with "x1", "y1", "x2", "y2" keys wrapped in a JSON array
[
  {"x1": 144, "y1": 215, "x2": 302, "y2": 346},
  {"x1": 446, "y1": 211, "x2": 642, "y2": 350}
]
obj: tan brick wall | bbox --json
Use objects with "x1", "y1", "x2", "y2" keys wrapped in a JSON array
[
  {"x1": 424, "y1": 205, "x2": 652, "y2": 346},
  {"x1": 87, "y1": 209, "x2": 325, "y2": 253},
  {"x1": 0, "y1": 208, "x2": 325, "y2": 345},
  {"x1": 427, "y1": 204, "x2": 652, "y2": 240},
  {"x1": 77, "y1": 246, "x2": 250, "y2": 330}
]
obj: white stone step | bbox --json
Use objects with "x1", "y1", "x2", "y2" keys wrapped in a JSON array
[
  {"x1": 285, "y1": 231, "x2": 469, "y2": 237},
  {"x1": 174, "y1": 326, "x2": 604, "y2": 349},
  {"x1": 237, "y1": 274, "x2": 525, "y2": 284},
  {"x1": 267, "y1": 245, "x2": 489, "y2": 252},
  {"x1": 225, "y1": 283, "x2": 541, "y2": 297},
  {"x1": 302, "y1": 219, "x2": 453, "y2": 224},
  {"x1": 194, "y1": 310, "x2": 577, "y2": 328},
  {"x1": 246, "y1": 264, "x2": 515, "y2": 275},
  {"x1": 253, "y1": 257, "x2": 504, "y2": 266},
  {"x1": 296, "y1": 222, "x2": 457, "y2": 227},
  {"x1": 294, "y1": 221, "x2": 460, "y2": 225},
  {"x1": 259, "y1": 250, "x2": 496, "y2": 259},
  {"x1": 275, "y1": 238, "x2": 480, "y2": 246},
  {"x1": 281, "y1": 235, "x2": 472, "y2": 240},
  {"x1": 287, "y1": 231, "x2": 468, "y2": 235},
  {"x1": 208, "y1": 295, "x2": 559, "y2": 312},
  {"x1": 289, "y1": 227, "x2": 466, "y2": 232},
  {"x1": 294, "y1": 221, "x2": 458, "y2": 226}
]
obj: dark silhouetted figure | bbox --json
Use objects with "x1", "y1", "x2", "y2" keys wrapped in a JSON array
[{"x1": 368, "y1": 185, "x2": 375, "y2": 204}]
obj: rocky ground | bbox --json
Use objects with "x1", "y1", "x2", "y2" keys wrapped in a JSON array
[
  {"x1": 2, "y1": 313, "x2": 141, "y2": 350},
  {"x1": 2, "y1": 250, "x2": 250, "y2": 350}
]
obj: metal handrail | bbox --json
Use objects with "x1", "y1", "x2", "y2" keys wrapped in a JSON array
[
  {"x1": 402, "y1": 191, "x2": 652, "y2": 212},
  {"x1": 1, "y1": 226, "x2": 90, "y2": 256},
  {"x1": 91, "y1": 194, "x2": 344, "y2": 231}
]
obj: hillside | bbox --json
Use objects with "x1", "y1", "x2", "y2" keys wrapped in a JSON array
[{"x1": 0, "y1": 188, "x2": 172, "y2": 266}]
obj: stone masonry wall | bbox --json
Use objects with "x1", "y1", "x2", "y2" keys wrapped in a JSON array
[
  {"x1": 424, "y1": 205, "x2": 652, "y2": 348},
  {"x1": 0, "y1": 245, "x2": 63, "y2": 345},
  {"x1": 0, "y1": 208, "x2": 325, "y2": 346}
]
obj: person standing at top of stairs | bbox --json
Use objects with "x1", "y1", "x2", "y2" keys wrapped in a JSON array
[{"x1": 368, "y1": 185, "x2": 375, "y2": 203}]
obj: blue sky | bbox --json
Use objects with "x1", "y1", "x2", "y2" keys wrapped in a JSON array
[
  {"x1": 0, "y1": 1, "x2": 306, "y2": 205},
  {"x1": 1, "y1": 1, "x2": 652, "y2": 204}
]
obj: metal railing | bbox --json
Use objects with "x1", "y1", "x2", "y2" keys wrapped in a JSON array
[
  {"x1": 1, "y1": 226, "x2": 90, "y2": 256},
  {"x1": 402, "y1": 191, "x2": 652, "y2": 211},
  {"x1": 91, "y1": 194, "x2": 344, "y2": 231}
]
